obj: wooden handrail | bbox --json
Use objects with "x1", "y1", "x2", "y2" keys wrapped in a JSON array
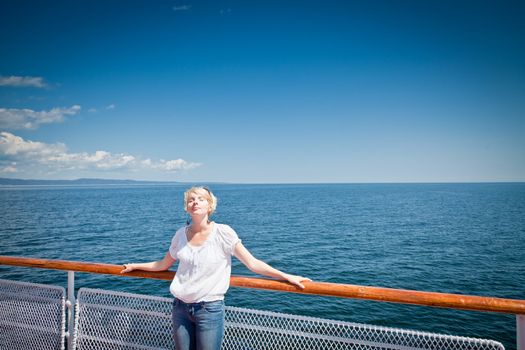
[{"x1": 1, "y1": 255, "x2": 524, "y2": 315}]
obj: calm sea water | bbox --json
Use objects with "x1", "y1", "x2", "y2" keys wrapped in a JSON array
[{"x1": 1, "y1": 183, "x2": 524, "y2": 349}]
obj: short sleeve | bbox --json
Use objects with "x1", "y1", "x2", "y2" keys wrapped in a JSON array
[
  {"x1": 216, "y1": 224, "x2": 241, "y2": 256},
  {"x1": 169, "y1": 227, "x2": 186, "y2": 259}
]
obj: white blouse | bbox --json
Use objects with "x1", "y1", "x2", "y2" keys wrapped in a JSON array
[{"x1": 168, "y1": 223, "x2": 241, "y2": 303}]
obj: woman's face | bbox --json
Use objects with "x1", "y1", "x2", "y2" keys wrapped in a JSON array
[{"x1": 186, "y1": 190, "x2": 211, "y2": 216}]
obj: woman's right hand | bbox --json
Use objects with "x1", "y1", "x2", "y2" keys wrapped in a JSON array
[{"x1": 121, "y1": 264, "x2": 134, "y2": 273}]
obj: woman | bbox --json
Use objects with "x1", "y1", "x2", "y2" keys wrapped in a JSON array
[{"x1": 121, "y1": 186, "x2": 310, "y2": 350}]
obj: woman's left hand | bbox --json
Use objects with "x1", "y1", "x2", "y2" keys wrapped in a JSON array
[{"x1": 284, "y1": 274, "x2": 312, "y2": 289}]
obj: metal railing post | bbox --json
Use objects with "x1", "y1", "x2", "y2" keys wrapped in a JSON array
[
  {"x1": 518, "y1": 314, "x2": 525, "y2": 350},
  {"x1": 66, "y1": 271, "x2": 75, "y2": 350}
]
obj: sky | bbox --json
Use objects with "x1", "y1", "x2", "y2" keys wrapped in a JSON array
[{"x1": 0, "y1": 0, "x2": 524, "y2": 183}]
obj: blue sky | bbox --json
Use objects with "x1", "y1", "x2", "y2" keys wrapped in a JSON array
[{"x1": 1, "y1": 0, "x2": 524, "y2": 183}]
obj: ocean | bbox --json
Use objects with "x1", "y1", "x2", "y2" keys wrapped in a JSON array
[{"x1": 1, "y1": 183, "x2": 524, "y2": 349}]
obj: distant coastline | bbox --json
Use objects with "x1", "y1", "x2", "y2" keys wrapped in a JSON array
[
  {"x1": 0, "y1": 177, "x2": 181, "y2": 186},
  {"x1": 0, "y1": 178, "x2": 522, "y2": 186}
]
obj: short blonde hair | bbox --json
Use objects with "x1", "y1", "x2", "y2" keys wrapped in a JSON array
[{"x1": 183, "y1": 186, "x2": 218, "y2": 215}]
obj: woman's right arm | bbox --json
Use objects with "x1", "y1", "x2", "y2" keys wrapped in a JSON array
[{"x1": 121, "y1": 251, "x2": 176, "y2": 273}]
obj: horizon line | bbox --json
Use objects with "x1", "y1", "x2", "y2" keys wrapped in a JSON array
[{"x1": 1, "y1": 177, "x2": 524, "y2": 186}]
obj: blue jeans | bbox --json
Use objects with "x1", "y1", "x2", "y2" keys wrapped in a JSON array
[{"x1": 172, "y1": 298, "x2": 225, "y2": 350}]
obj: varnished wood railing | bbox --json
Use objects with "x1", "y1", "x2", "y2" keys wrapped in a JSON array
[{"x1": 1, "y1": 255, "x2": 525, "y2": 315}]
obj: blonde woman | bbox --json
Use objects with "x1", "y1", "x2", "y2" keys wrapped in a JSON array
[{"x1": 122, "y1": 186, "x2": 310, "y2": 350}]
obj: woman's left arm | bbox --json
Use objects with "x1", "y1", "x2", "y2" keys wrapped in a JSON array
[{"x1": 233, "y1": 242, "x2": 311, "y2": 289}]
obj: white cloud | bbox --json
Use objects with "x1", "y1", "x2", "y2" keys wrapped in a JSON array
[
  {"x1": 157, "y1": 159, "x2": 201, "y2": 171},
  {"x1": 105, "y1": 104, "x2": 116, "y2": 110},
  {"x1": 0, "y1": 132, "x2": 201, "y2": 175},
  {"x1": 0, "y1": 131, "x2": 66, "y2": 157},
  {"x1": 0, "y1": 162, "x2": 17, "y2": 173},
  {"x1": 0, "y1": 105, "x2": 81, "y2": 130},
  {"x1": 0, "y1": 75, "x2": 48, "y2": 88}
]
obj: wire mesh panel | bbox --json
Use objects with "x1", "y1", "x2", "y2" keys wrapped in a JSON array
[
  {"x1": 73, "y1": 288, "x2": 174, "y2": 350},
  {"x1": 223, "y1": 306, "x2": 505, "y2": 350},
  {"x1": 73, "y1": 288, "x2": 505, "y2": 350},
  {"x1": 0, "y1": 278, "x2": 66, "y2": 350}
]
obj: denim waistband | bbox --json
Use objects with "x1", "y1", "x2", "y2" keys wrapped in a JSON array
[{"x1": 174, "y1": 298, "x2": 223, "y2": 307}]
